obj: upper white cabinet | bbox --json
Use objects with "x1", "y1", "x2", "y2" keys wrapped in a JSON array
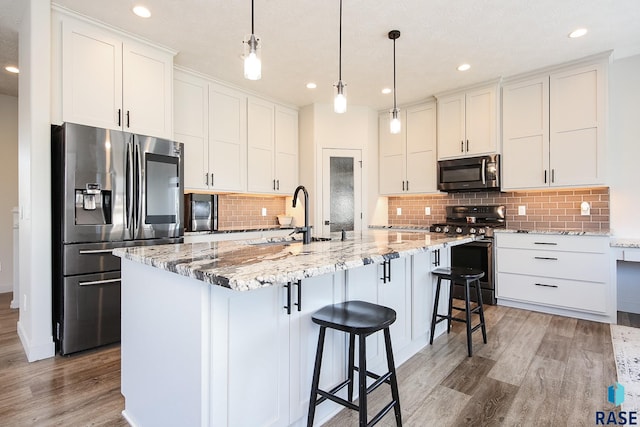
[
  {"x1": 247, "y1": 97, "x2": 299, "y2": 194},
  {"x1": 502, "y1": 59, "x2": 607, "y2": 190},
  {"x1": 56, "y1": 12, "x2": 173, "y2": 139},
  {"x1": 379, "y1": 102, "x2": 437, "y2": 195},
  {"x1": 174, "y1": 69, "x2": 247, "y2": 192},
  {"x1": 436, "y1": 82, "x2": 499, "y2": 159}
]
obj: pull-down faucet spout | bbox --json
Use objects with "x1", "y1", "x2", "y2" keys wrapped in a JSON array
[{"x1": 292, "y1": 185, "x2": 311, "y2": 244}]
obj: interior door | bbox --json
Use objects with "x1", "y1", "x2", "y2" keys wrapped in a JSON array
[{"x1": 321, "y1": 149, "x2": 362, "y2": 236}]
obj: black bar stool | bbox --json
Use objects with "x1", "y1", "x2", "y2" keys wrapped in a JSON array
[
  {"x1": 429, "y1": 267, "x2": 487, "y2": 357},
  {"x1": 307, "y1": 300, "x2": 402, "y2": 427}
]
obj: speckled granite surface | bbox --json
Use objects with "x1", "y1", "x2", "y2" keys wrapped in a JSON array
[
  {"x1": 611, "y1": 239, "x2": 640, "y2": 248},
  {"x1": 113, "y1": 230, "x2": 473, "y2": 291},
  {"x1": 496, "y1": 228, "x2": 611, "y2": 237},
  {"x1": 185, "y1": 226, "x2": 294, "y2": 236},
  {"x1": 611, "y1": 325, "x2": 640, "y2": 411}
]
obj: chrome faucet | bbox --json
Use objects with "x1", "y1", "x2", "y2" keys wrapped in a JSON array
[{"x1": 292, "y1": 185, "x2": 311, "y2": 244}]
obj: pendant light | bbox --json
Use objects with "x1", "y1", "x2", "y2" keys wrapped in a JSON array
[
  {"x1": 389, "y1": 30, "x2": 401, "y2": 134},
  {"x1": 243, "y1": 0, "x2": 261, "y2": 80},
  {"x1": 334, "y1": 0, "x2": 347, "y2": 114}
]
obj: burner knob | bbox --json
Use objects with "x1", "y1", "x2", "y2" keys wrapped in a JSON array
[
  {"x1": 443, "y1": 226, "x2": 450, "y2": 233},
  {"x1": 456, "y1": 227, "x2": 463, "y2": 234},
  {"x1": 479, "y1": 228, "x2": 486, "y2": 235},
  {"x1": 469, "y1": 228, "x2": 477, "y2": 234},
  {"x1": 435, "y1": 226, "x2": 442, "y2": 233}
]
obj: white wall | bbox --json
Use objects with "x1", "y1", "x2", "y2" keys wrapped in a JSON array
[
  {"x1": 0, "y1": 95, "x2": 18, "y2": 294},
  {"x1": 17, "y1": 0, "x2": 55, "y2": 361},
  {"x1": 298, "y1": 103, "x2": 383, "y2": 233},
  {"x1": 609, "y1": 53, "x2": 640, "y2": 237}
]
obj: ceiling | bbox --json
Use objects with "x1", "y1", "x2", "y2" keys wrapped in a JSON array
[{"x1": 2, "y1": 0, "x2": 640, "y2": 109}]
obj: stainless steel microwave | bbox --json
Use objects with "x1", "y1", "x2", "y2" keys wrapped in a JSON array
[{"x1": 437, "y1": 154, "x2": 500, "y2": 192}]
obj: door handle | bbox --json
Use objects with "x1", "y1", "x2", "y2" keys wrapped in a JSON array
[
  {"x1": 276, "y1": 179, "x2": 280, "y2": 191},
  {"x1": 534, "y1": 283, "x2": 558, "y2": 289},
  {"x1": 534, "y1": 256, "x2": 558, "y2": 260},
  {"x1": 294, "y1": 280, "x2": 302, "y2": 312},
  {"x1": 79, "y1": 278, "x2": 121, "y2": 286},
  {"x1": 406, "y1": 180, "x2": 409, "y2": 191},
  {"x1": 466, "y1": 139, "x2": 469, "y2": 152},
  {"x1": 284, "y1": 282, "x2": 292, "y2": 315},
  {"x1": 551, "y1": 169, "x2": 555, "y2": 183},
  {"x1": 380, "y1": 260, "x2": 391, "y2": 283},
  {"x1": 211, "y1": 173, "x2": 214, "y2": 187},
  {"x1": 273, "y1": 179, "x2": 276, "y2": 190},
  {"x1": 402, "y1": 181, "x2": 405, "y2": 191},
  {"x1": 79, "y1": 249, "x2": 114, "y2": 255},
  {"x1": 205, "y1": 173, "x2": 209, "y2": 186},
  {"x1": 534, "y1": 242, "x2": 557, "y2": 246},
  {"x1": 460, "y1": 140, "x2": 464, "y2": 152},
  {"x1": 324, "y1": 220, "x2": 331, "y2": 225},
  {"x1": 126, "y1": 141, "x2": 134, "y2": 230},
  {"x1": 117, "y1": 109, "x2": 121, "y2": 127},
  {"x1": 126, "y1": 110, "x2": 130, "y2": 128}
]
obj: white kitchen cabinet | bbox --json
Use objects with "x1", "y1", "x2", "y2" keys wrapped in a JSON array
[
  {"x1": 379, "y1": 102, "x2": 437, "y2": 195},
  {"x1": 174, "y1": 69, "x2": 247, "y2": 192},
  {"x1": 247, "y1": 98, "x2": 299, "y2": 194},
  {"x1": 436, "y1": 83, "x2": 499, "y2": 159},
  {"x1": 495, "y1": 232, "x2": 615, "y2": 323},
  {"x1": 58, "y1": 13, "x2": 173, "y2": 139},
  {"x1": 502, "y1": 59, "x2": 607, "y2": 190}
]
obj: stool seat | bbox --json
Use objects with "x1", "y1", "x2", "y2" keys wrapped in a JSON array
[
  {"x1": 312, "y1": 300, "x2": 396, "y2": 335},
  {"x1": 431, "y1": 266, "x2": 485, "y2": 281}
]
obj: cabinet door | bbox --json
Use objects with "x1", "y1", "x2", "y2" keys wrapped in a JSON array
[
  {"x1": 248, "y1": 97, "x2": 276, "y2": 193},
  {"x1": 437, "y1": 93, "x2": 466, "y2": 159},
  {"x1": 405, "y1": 103, "x2": 437, "y2": 193},
  {"x1": 379, "y1": 112, "x2": 406, "y2": 195},
  {"x1": 209, "y1": 84, "x2": 247, "y2": 192},
  {"x1": 274, "y1": 106, "x2": 299, "y2": 194},
  {"x1": 465, "y1": 85, "x2": 497, "y2": 156},
  {"x1": 550, "y1": 63, "x2": 605, "y2": 186},
  {"x1": 174, "y1": 71, "x2": 208, "y2": 190},
  {"x1": 378, "y1": 257, "x2": 411, "y2": 356},
  {"x1": 122, "y1": 41, "x2": 173, "y2": 139},
  {"x1": 289, "y1": 274, "x2": 345, "y2": 424},
  {"x1": 227, "y1": 286, "x2": 290, "y2": 427},
  {"x1": 61, "y1": 19, "x2": 123, "y2": 131},
  {"x1": 502, "y1": 76, "x2": 550, "y2": 189}
]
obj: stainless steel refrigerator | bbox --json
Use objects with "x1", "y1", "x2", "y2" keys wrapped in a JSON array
[{"x1": 51, "y1": 123, "x2": 184, "y2": 355}]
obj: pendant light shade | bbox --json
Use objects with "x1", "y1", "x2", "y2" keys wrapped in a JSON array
[
  {"x1": 389, "y1": 30, "x2": 401, "y2": 134},
  {"x1": 244, "y1": 0, "x2": 261, "y2": 80},
  {"x1": 334, "y1": 0, "x2": 346, "y2": 114}
]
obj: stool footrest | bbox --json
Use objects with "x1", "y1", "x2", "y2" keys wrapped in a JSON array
[
  {"x1": 369, "y1": 400, "x2": 400, "y2": 427},
  {"x1": 314, "y1": 378, "x2": 352, "y2": 407},
  {"x1": 316, "y1": 389, "x2": 359, "y2": 411}
]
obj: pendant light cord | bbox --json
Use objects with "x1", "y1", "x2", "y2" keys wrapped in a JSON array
[
  {"x1": 251, "y1": 0, "x2": 255, "y2": 34},
  {"x1": 338, "y1": 0, "x2": 342, "y2": 81},
  {"x1": 393, "y1": 37, "x2": 397, "y2": 109}
]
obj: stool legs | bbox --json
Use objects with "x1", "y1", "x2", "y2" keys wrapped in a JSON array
[
  {"x1": 358, "y1": 334, "x2": 367, "y2": 427},
  {"x1": 307, "y1": 326, "x2": 326, "y2": 427},
  {"x1": 383, "y1": 328, "x2": 402, "y2": 426},
  {"x1": 429, "y1": 276, "x2": 442, "y2": 345},
  {"x1": 475, "y1": 279, "x2": 487, "y2": 344},
  {"x1": 347, "y1": 332, "x2": 356, "y2": 402},
  {"x1": 464, "y1": 281, "x2": 473, "y2": 357}
]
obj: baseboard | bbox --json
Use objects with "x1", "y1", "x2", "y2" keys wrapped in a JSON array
[
  {"x1": 16, "y1": 320, "x2": 55, "y2": 362},
  {"x1": 618, "y1": 300, "x2": 640, "y2": 315},
  {"x1": 0, "y1": 282, "x2": 12, "y2": 293}
]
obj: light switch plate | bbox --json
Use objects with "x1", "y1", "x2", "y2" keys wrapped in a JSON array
[
  {"x1": 424, "y1": 207, "x2": 431, "y2": 215},
  {"x1": 261, "y1": 207, "x2": 267, "y2": 216},
  {"x1": 396, "y1": 208, "x2": 402, "y2": 216},
  {"x1": 518, "y1": 205, "x2": 526, "y2": 216}
]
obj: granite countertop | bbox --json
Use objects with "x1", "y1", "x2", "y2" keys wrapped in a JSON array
[
  {"x1": 495, "y1": 228, "x2": 611, "y2": 237},
  {"x1": 113, "y1": 230, "x2": 473, "y2": 291},
  {"x1": 610, "y1": 239, "x2": 640, "y2": 248},
  {"x1": 185, "y1": 226, "x2": 294, "y2": 236}
]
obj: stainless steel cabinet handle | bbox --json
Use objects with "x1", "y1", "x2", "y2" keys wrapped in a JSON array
[
  {"x1": 544, "y1": 170, "x2": 547, "y2": 184},
  {"x1": 534, "y1": 283, "x2": 558, "y2": 289},
  {"x1": 406, "y1": 180, "x2": 409, "y2": 191},
  {"x1": 211, "y1": 173, "x2": 214, "y2": 187},
  {"x1": 79, "y1": 249, "x2": 114, "y2": 255},
  {"x1": 117, "y1": 109, "x2": 121, "y2": 127},
  {"x1": 205, "y1": 173, "x2": 209, "y2": 186},
  {"x1": 273, "y1": 179, "x2": 276, "y2": 190},
  {"x1": 402, "y1": 181, "x2": 405, "y2": 191},
  {"x1": 276, "y1": 179, "x2": 280, "y2": 191},
  {"x1": 534, "y1": 242, "x2": 557, "y2": 245},
  {"x1": 460, "y1": 140, "x2": 464, "y2": 152},
  {"x1": 466, "y1": 139, "x2": 469, "y2": 152},
  {"x1": 534, "y1": 256, "x2": 558, "y2": 260},
  {"x1": 79, "y1": 278, "x2": 121, "y2": 286},
  {"x1": 432, "y1": 249, "x2": 440, "y2": 266}
]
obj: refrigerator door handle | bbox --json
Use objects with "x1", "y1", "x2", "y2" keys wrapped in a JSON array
[
  {"x1": 135, "y1": 142, "x2": 143, "y2": 235},
  {"x1": 79, "y1": 278, "x2": 121, "y2": 286},
  {"x1": 126, "y1": 141, "x2": 134, "y2": 231}
]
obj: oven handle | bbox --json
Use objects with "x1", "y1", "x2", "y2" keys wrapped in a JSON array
[{"x1": 481, "y1": 158, "x2": 486, "y2": 184}]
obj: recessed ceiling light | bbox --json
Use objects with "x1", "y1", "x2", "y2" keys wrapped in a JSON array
[
  {"x1": 132, "y1": 5, "x2": 151, "y2": 18},
  {"x1": 5, "y1": 66, "x2": 19, "y2": 74},
  {"x1": 569, "y1": 28, "x2": 587, "y2": 38},
  {"x1": 381, "y1": 88, "x2": 392, "y2": 94},
  {"x1": 457, "y1": 63, "x2": 471, "y2": 72},
  {"x1": 306, "y1": 82, "x2": 317, "y2": 89}
]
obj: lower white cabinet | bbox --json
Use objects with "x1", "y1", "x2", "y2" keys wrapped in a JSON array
[{"x1": 495, "y1": 232, "x2": 615, "y2": 323}]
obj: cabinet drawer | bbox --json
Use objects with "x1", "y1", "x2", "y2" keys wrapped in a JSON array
[
  {"x1": 496, "y1": 248, "x2": 609, "y2": 283},
  {"x1": 497, "y1": 272, "x2": 607, "y2": 313},
  {"x1": 495, "y1": 233, "x2": 608, "y2": 253}
]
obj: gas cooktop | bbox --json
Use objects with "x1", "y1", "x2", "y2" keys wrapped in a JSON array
[{"x1": 429, "y1": 205, "x2": 506, "y2": 237}]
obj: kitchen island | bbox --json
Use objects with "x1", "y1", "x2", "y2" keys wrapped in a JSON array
[{"x1": 113, "y1": 230, "x2": 473, "y2": 427}]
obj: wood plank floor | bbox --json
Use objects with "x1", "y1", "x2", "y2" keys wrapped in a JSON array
[{"x1": 0, "y1": 292, "x2": 628, "y2": 426}]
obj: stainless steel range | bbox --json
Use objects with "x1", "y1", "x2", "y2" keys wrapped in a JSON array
[{"x1": 429, "y1": 205, "x2": 506, "y2": 305}]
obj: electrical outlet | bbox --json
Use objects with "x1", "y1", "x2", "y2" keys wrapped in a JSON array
[
  {"x1": 261, "y1": 207, "x2": 267, "y2": 216},
  {"x1": 396, "y1": 208, "x2": 402, "y2": 216},
  {"x1": 518, "y1": 205, "x2": 526, "y2": 216},
  {"x1": 424, "y1": 207, "x2": 431, "y2": 216}
]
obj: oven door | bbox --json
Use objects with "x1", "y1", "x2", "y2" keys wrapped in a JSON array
[{"x1": 450, "y1": 239, "x2": 495, "y2": 304}]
